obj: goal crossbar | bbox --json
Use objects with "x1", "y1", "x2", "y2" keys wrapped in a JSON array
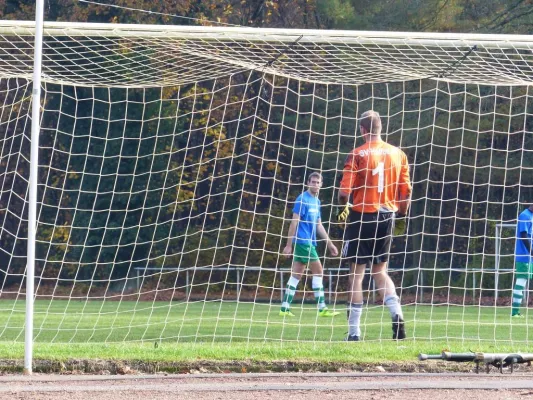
[
  {"x1": 2, "y1": 20, "x2": 533, "y2": 48},
  {"x1": 1, "y1": 21, "x2": 533, "y2": 87}
]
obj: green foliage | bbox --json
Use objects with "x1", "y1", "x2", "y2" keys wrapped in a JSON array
[
  {"x1": 2, "y1": 0, "x2": 533, "y2": 33},
  {"x1": 2, "y1": 73, "x2": 532, "y2": 301}
]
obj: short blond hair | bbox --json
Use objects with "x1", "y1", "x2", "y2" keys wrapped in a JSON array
[{"x1": 360, "y1": 110, "x2": 382, "y2": 135}]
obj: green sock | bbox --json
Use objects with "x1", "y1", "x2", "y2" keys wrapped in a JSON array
[
  {"x1": 512, "y1": 277, "x2": 526, "y2": 315},
  {"x1": 281, "y1": 285, "x2": 296, "y2": 311},
  {"x1": 281, "y1": 276, "x2": 300, "y2": 311},
  {"x1": 312, "y1": 276, "x2": 326, "y2": 311}
]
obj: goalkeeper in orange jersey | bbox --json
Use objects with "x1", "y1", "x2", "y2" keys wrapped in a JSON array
[{"x1": 337, "y1": 110, "x2": 412, "y2": 341}]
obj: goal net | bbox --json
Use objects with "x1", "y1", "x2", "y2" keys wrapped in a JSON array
[{"x1": 0, "y1": 21, "x2": 532, "y2": 344}]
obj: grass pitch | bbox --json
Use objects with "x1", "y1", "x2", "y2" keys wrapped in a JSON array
[{"x1": 0, "y1": 300, "x2": 532, "y2": 363}]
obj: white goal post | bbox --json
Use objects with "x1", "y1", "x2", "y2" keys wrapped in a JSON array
[{"x1": 0, "y1": 20, "x2": 533, "y2": 365}]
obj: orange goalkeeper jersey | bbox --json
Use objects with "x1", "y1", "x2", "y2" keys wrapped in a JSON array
[{"x1": 339, "y1": 140, "x2": 412, "y2": 213}]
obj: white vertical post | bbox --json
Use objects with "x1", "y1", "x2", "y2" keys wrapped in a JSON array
[
  {"x1": 472, "y1": 271, "x2": 476, "y2": 300},
  {"x1": 24, "y1": 0, "x2": 45, "y2": 375},
  {"x1": 420, "y1": 269, "x2": 424, "y2": 304},
  {"x1": 236, "y1": 268, "x2": 241, "y2": 300},
  {"x1": 495, "y1": 225, "x2": 500, "y2": 304},
  {"x1": 328, "y1": 270, "x2": 332, "y2": 303},
  {"x1": 280, "y1": 271, "x2": 284, "y2": 301}
]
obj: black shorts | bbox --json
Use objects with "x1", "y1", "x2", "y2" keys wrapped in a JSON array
[{"x1": 341, "y1": 211, "x2": 394, "y2": 265}]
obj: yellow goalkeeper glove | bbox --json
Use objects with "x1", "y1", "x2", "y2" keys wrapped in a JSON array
[
  {"x1": 394, "y1": 214, "x2": 407, "y2": 236},
  {"x1": 337, "y1": 202, "x2": 352, "y2": 222}
]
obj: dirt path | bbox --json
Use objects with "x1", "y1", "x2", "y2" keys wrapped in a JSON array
[{"x1": 1, "y1": 372, "x2": 533, "y2": 400}]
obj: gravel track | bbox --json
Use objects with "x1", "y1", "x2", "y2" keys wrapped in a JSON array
[{"x1": 1, "y1": 372, "x2": 532, "y2": 400}]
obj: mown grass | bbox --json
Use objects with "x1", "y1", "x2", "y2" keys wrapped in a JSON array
[{"x1": 0, "y1": 300, "x2": 531, "y2": 363}]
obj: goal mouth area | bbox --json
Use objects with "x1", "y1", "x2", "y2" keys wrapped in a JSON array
[
  {"x1": 1, "y1": 21, "x2": 533, "y2": 87},
  {"x1": 0, "y1": 20, "x2": 532, "y2": 347}
]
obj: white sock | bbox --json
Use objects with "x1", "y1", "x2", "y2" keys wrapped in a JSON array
[
  {"x1": 287, "y1": 276, "x2": 300, "y2": 289},
  {"x1": 348, "y1": 303, "x2": 363, "y2": 337},
  {"x1": 384, "y1": 294, "x2": 403, "y2": 320}
]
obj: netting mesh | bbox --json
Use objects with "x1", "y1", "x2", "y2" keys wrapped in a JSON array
[{"x1": 0, "y1": 22, "x2": 532, "y2": 343}]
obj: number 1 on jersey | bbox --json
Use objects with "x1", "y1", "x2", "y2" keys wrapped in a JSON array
[{"x1": 372, "y1": 162, "x2": 384, "y2": 193}]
